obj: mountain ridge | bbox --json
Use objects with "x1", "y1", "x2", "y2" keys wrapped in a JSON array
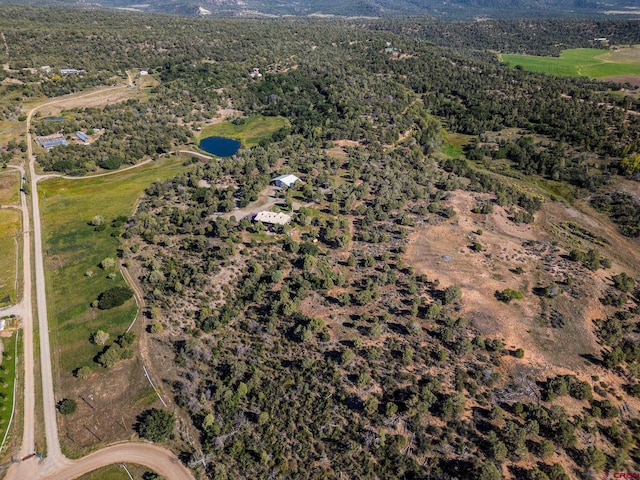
[{"x1": 1, "y1": 0, "x2": 639, "y2": 19}]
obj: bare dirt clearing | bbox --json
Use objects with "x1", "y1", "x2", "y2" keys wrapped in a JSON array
[
  {"x1": 32, "y1": 87, "x2": 136, "y2": 118},
  {"x1": 58, "y1": 357, "x2": 160, "y2": 457},
  {"x1": 600, "y1": 75, "x2": 640, "y2": 87},
  {"x1": 405, "y1": 190, "x2": 604, "y2": 373}
]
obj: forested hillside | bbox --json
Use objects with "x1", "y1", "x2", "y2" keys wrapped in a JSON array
[{"x1": 1, "y1": 7, "x2": 640, "y2": 479}]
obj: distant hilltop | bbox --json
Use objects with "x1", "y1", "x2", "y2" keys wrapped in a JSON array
[{"x1": 1, "y1": 0, "x2": 640, "y2": 19}]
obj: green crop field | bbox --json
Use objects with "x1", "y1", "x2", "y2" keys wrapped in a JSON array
[
  {"x1": 501, "y1": 47, "x2": 640, "y2": 78},
  {"x1": 0, "y1": 210, "x2": 20, "y2": 306},
  {"x1": 39, "y1": 156, "x2": 194, "y2": 373},
  {"x1": 199, "y1": 115, "x2": 289, "y2": 148}
]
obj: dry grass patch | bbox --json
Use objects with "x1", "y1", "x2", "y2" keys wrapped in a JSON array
[
  {"x1": 405, "y1": 190, "x2": 603, "y2": 372},
  {"x1": 0, "y1": 169, "x2": 21, "y2": 205},
  {"x1": 0, "y1": 209, "x2": 20, "y2": 305}
]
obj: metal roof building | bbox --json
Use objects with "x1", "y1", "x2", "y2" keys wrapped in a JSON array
[
  {"x1": 35, "y1": 133, "x2": 69, "y2": 149},
  {"x1": 60, "y1": 68, "x2": 85, "y2": 75},
  {"x1": 271, "y1": 174, "x2": 300, "y2": 188},
  {"x1": 254, "y1": 211, "x2": 292, "y2": 226},
  {"x1": 76, "y1": 131, "x2": 89, "y2": 142}
]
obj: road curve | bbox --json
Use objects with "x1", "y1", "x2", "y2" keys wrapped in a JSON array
[
  {"x1": 40, "y1": 443, "x2": 194, "y2": 480},
  {"x1": 178, "y1": 149, "x2": 213, "y2": 160}
]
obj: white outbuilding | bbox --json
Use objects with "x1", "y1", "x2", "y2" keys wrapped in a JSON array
[{"x1": 271, "y1": 174, "x2": 300, "y2": 188}]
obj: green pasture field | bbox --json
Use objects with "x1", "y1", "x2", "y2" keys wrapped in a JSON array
[
  {"x1": 501, "y1": 47, "x2": 640, "y2": 78},
  {"x1": 0, "y1": 332, "x2": 18, "y2": 443},
  {"x1": 0, "y1": 210, "x2": 20, "y2": 306},
  {"x1": 198, "y1": 115, "x2": 289, "y2": 148},
  {"x1": 77, "y1": 464, "x2": 159, "y2": 480},
  {"x1": 0, "y1": 169, "x2": 21, "y2": 205},
  {"x1": 39, "y1": 156, "x2": 194, "y2": 374}
]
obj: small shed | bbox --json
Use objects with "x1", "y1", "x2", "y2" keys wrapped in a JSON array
[
  {"x1": 76, "y1": 131, "x2": 89, "y2": 143},
  {"x1": 271, "y1": 174, "x2": 300, "y2": 188},
  {"x1": 254, "y1": 211, "x2": 292, "y2": 226}
]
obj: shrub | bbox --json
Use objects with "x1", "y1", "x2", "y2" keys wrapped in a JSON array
[
  {"x1": 91, "y1": 330, "x2": 109, "y2": 346},
  {"x1": 443, "y1": 285, "x2": 462, "y2": 305},
  {"x1": 97, "y1": 286, "x2": 133, "y2": 309},
  {"x1": 100, "y1": 257, "x2": 117, "y2": 269},
  {"x1": 90, "y1": 215, "x2": 103, "y2": 226},
  {"x1": 75, "y1": 366, "x2": 92, "y2": 379},
  {"x1": 137, "y1": 408, "x2": 175, "y2": 442},
  {"x1": 495, "y1": 288, "x2": 524, "y2": 303},
  {"x1": 57, "y1": 398, "x2": 77, "y2": 415},
  {"x1": 612, "y1": 272, "x2": 636, "y2": 292},
  {"x1": 96, "y1": 344, "x2": 127, "y2": 368},
  {"x1": 149, "y1": 322, "x2": 164, "y2": 334}
]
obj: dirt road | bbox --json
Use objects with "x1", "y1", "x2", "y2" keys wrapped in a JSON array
[
  {"x1": 40, "y1": 443, "x2": 194, "y2": 480},
  {"x1": 4, "y1": 87, "x2": 195, "y2": 480},
  {"x1": 14, "y1": 164, "x2": 35, "y2": 461}
]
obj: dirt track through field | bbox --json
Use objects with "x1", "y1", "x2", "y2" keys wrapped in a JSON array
[{"x1": 4, "y1": 85, "x2": 195, "y2": 480}]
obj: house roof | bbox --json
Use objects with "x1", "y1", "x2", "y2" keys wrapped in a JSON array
[
  {"x1": 254, "y1": 211, "x2": 292, "y2": 225},
  {"x1": 271, "y1": 174, "x2": 300, "y2": 187}
]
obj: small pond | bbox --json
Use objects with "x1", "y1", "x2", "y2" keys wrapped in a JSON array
[
  {"x1": 44, "y1": 116, "x2": 65, "y2": 122},
  {"x1": 199, "y1": 136, "x2": 241, "y2": 157}
]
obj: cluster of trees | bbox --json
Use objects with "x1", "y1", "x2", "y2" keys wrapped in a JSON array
[
  {"x1": 591, "y1": 192, "x2": 640, "y2": 238},
  {"x1": 468, "y1": 136, "x2": 613, "y2": 190},
  {"x1": 96, "y1": 332, "x2": 136, "y2": 369},
  {"x1": 544, "y1": 375, "x2": 593, "y2": 401},
  {"x1": 123, "y1": 126, "x2": 639, "y2": 479},
  {"x1": 34, "y1": 101, "x2": 192, "y2": 175}
]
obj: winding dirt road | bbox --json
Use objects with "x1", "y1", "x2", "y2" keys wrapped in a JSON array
[{"x1": 4, "y1": 87, "x2": 195, "y2": 480}]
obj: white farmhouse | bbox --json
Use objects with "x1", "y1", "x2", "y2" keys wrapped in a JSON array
[{"x1": 254, "y1": 211, "x2": 292, "y2": 226}]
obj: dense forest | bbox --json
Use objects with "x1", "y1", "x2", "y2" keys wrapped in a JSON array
[{"x1": 2, "y1": 7, "x2": 640, "y2": 479}]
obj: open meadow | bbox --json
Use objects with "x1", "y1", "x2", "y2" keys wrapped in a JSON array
[
  {"x1": 39, "y1": 155, "x2": 195, "y2": 455},
  {"x1": 0, "y1": 170, "x2": 21, "y2": 205},
  {"x1": 501, "y1": 47, "x2": 640, "y2": 79},
  {"x1": 198, "y1": 115, "x2": 289, "y2": 148},
  {"x1": 0, "y1": 210, "x2": 20, "y2": 307},
  {"x1": 40, "y1": 155, "x2": 194, "y2": 372}
]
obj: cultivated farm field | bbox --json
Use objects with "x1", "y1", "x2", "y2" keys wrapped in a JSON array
[{"x1": 501, "y1": 47, "x2": 640, "y2": 79}]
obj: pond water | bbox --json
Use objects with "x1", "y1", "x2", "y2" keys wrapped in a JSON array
[
  {"x1": 44, "y1": 116, "x2": 65, "y2": 122},
  {"x1": 199, "y1": 136, "x2": 241, "y2": 157}
]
